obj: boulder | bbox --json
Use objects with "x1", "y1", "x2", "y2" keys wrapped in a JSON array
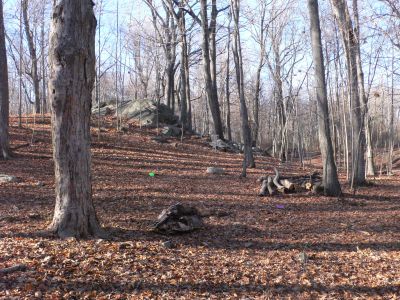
[
  {"x1": 121, "y1": 99, "x2": 178, "y2": 126},
  {"x1": 162, "y1": 125, "x2": 182, "y2": 137},
  {"x1": 209, "y1": 139, "x2": 240, "y2": 153},
  {"x1": 91, "y1": 104, "x2": 115, "y2": 116},
  {"x1": 0, "y1": 175, "x2": 18, "y2": 184},
  {"x1": 206, "y1": 167, "x2": 225, "y2": 175}
]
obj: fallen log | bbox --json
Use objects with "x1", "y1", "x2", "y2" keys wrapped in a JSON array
[
  {"x1": 259, "y1": 179, "x2": 268, "y2": 196},
  {"x1": 259, "y1": 176, "x2": 275, "y2": 196},
  {"x1": 266, "y1": 176, "x2": 275, "y2": 195},
  {"x1": 273, "y1": 168, "x2": 286, "y2": 193},
  {"x1": 257, "y1": 168, "x2": 322, "y2": 196},
  {"x1": 279, "y1": 179, "x2": 295, "y2": 191},
  {"x1": 0, "y1": 264, "x2": 27, "y2": 275}
]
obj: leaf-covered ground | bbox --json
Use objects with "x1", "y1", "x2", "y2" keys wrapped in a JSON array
[{"x1": 1, "y1": 119, "x2": 400, "y2": 299}]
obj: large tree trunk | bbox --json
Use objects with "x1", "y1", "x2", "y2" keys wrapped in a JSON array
[
  {"x1": 48, "y1": 0, "x2": 103, "y2": 238},
  {"x1": 0, "y1": 0, "x2": 10, "y2": 159},
  {"x1": 308, "y1": 0, "x2": 341, "y2": 196},
  {"x1": 252, "y1": 3, "x2": 267, "y2": 146},
  {"x1": 231, "y1": 0, "x2": 254, "y2": 174},
  {"x1": 352, "y1": 0, "x2": 375, "y2": 177},
  {"x1": 165, "y1": 63, "x2": 175, "y2": 111},
  {"x1": 41, "y1": 5, "x2": 47, "y2": 115},
  {"x1": 331, "y1": 0, "x2": 366, "y2": 187},
  {"x1": 199, "y1": 0, "x2": 224, "y2": 140},
  {"x1": 272, "y1": 50, "x2": 286, "y2": 162},
  {"x1": 22, "y1": 0, "x2": 41, "y2": 114},
  {"x1": 209, "y1": 0, "x2": 220, "y2": 132},
  {"x1": 225, "y1": 17, "x2": 232, "y2": 141}
]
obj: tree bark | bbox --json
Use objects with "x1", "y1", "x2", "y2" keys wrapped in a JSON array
[
  {"x1": 165, "y1": 0, "x2": 191, "y2": 131},
  {"x1": 22, "y1": 0, "x2": 41, "y2": 114},
  {"x1": 199, "y1": 0, "x2": 224, "y2": 140},
  {"x1": 308, "y1": 0, "x2": 341, "y2": 196},
  {"x1": 231, "y1": 0, "x2": 254, "y2": 174},
  {"x1": 48, "y1": 0, "x2": 103, "y2": 238},
  {"x1": 352, "y1": 0, "x2": 375, "y2": 177},
  {"x1": 145, "y1": 0, "x2": 177, "y2": 112},
  {"x1": 41, "y1": 4, "x2": 47, "y2": 115},
  {"x1": 331, "y1": 0, "x2": 366, "y2": 187},
  {"x1": 252, "y1": 2, "x2": 267, "y2": 146},
  {"x1": 0, "y1": 0, "x2": 10, "y2": 159},
  {"x1": 225, "y1": 17, "x2": 232, "y2": 141}
]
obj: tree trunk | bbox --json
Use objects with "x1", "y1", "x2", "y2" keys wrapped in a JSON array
[
  {"x1": 200, "y1": 0, "x2": 224, "y2": 140},
  {"x1": 209, "y1": 0, "x2": 220, "y2": 134},
  {"x1": 48, "y1": 0, "x2": 103, "y2": 238},
  {"x1": 22, "y1": 0, "x2": 41, "y2": 114},
  {"x1": 0, "y1": 0, "x2": 10, "y2": 159},
  {"x1": 252, "y1": 4, "x2": 266, "y2": 146},
  {"x1": 308, "y1": 0, "x2": 341, "y2": 196},
  {"x1": 331, "y1": 0, "x2": 366, "y2": 187},
  {"x1": 231, "y1": 0, "x2": 254, "y2": 174},
  {"x1": 352, "y1": 0, "x2": 374, "y2": 177},
  {"x1": 225, "y1": 17, "x2": 232, "y2": 141},
  {"x1": 41, "y1": 4, "x2": 47, "y2": 115},
  {"x1": 165, "y1": 63, "x2": 175, "y2": 111}
]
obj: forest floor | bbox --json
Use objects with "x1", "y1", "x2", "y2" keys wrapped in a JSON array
[{"x1": 1, "y1": 117, "x2": 400, "y2": 299}]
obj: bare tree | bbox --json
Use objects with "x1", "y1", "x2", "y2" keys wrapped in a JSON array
[
  {"x1": 0, "y1": 0, "x2": 10, "y2": 159},
  {"x1": 182, "y1": 0, "x2": 225, "y2": 139},
  {"x1": 163, "y1": 0, "x2": 192, "y2": 130},
  {"x1": 231, "y1": 0, "x2": 255, "y2": 175},
  {"x1": 224, "y1": 14, "x2": 232, "y2": 141},
  {"x1": 48, "y1": 0, "x2": 103, "y2": 238},
  {"x1": 247, "y1": 0, "x2": 270, "y2": 146},
  {"x1": 22, "y1": 0, "x2": 41, "y2": 114},
  {"x1": 144, "y1": 0, "x2": 178, "y2": 112},
  {"x1": 331, "y1": 0, "x2": 366, "y2": 187},
  {"x1": 308, "y1": 0, "x2": 341, "y2": 196}
]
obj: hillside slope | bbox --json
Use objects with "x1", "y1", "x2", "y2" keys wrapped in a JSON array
[{"x1": 1, "y1": 119, "x2": 400, "y2": 299}]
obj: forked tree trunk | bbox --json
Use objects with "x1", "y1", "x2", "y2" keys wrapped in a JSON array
[
  {"x1": 308, "y1": 0, "x2": 341, "y2": 196},
  {"x1": 331, "y1": 0, "x2": 366, "y2": 187},
  {"x1": 48, "y1": 0, "x2": 103, "y2": 238},
  {"x1": 0, "y1": 0, "x2": 10, "y2": 159}
]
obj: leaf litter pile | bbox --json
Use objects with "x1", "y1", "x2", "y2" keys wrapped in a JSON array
[{"x1": 1, "y1": 119, "x2": 400, "y2": 299}]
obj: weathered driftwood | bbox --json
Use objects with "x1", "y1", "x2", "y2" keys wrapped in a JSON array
[
  {"x1": 258, "y1": 169, "x2": 322, "y2": 196},
  {"x1": 152, "y1": 203, "x2": 203, "y2": 234}
]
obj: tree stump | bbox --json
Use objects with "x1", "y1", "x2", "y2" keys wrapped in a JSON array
[{"x1": 153, "y1": 203, "x2": 204, "y2": 234}]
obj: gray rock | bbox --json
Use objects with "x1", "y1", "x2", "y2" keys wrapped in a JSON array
[
  {"x1": 206, "y1": 167, "x2": 225, "y2": 175},
  {"x1": 162, "y1": 125, "x2": 182, "y2": 137},
  {"x1": 162, "y1": 241, "x2": 174, "y2": 249},
  {"x1": 298, "y1": 252, "x2": 308, "y2": 264},
  {"x1": 121, "y1": 99, "x2": 178, "y2": 126},
  {"x1": 244, "y1": 242, "x2": 254, "y2": 248},
  {"x1": 0, "y1": 175, "x2": 18, "y2": 183},
  {"x1": 91, "y1": 104, "x2": 115, "y2": 116}
]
